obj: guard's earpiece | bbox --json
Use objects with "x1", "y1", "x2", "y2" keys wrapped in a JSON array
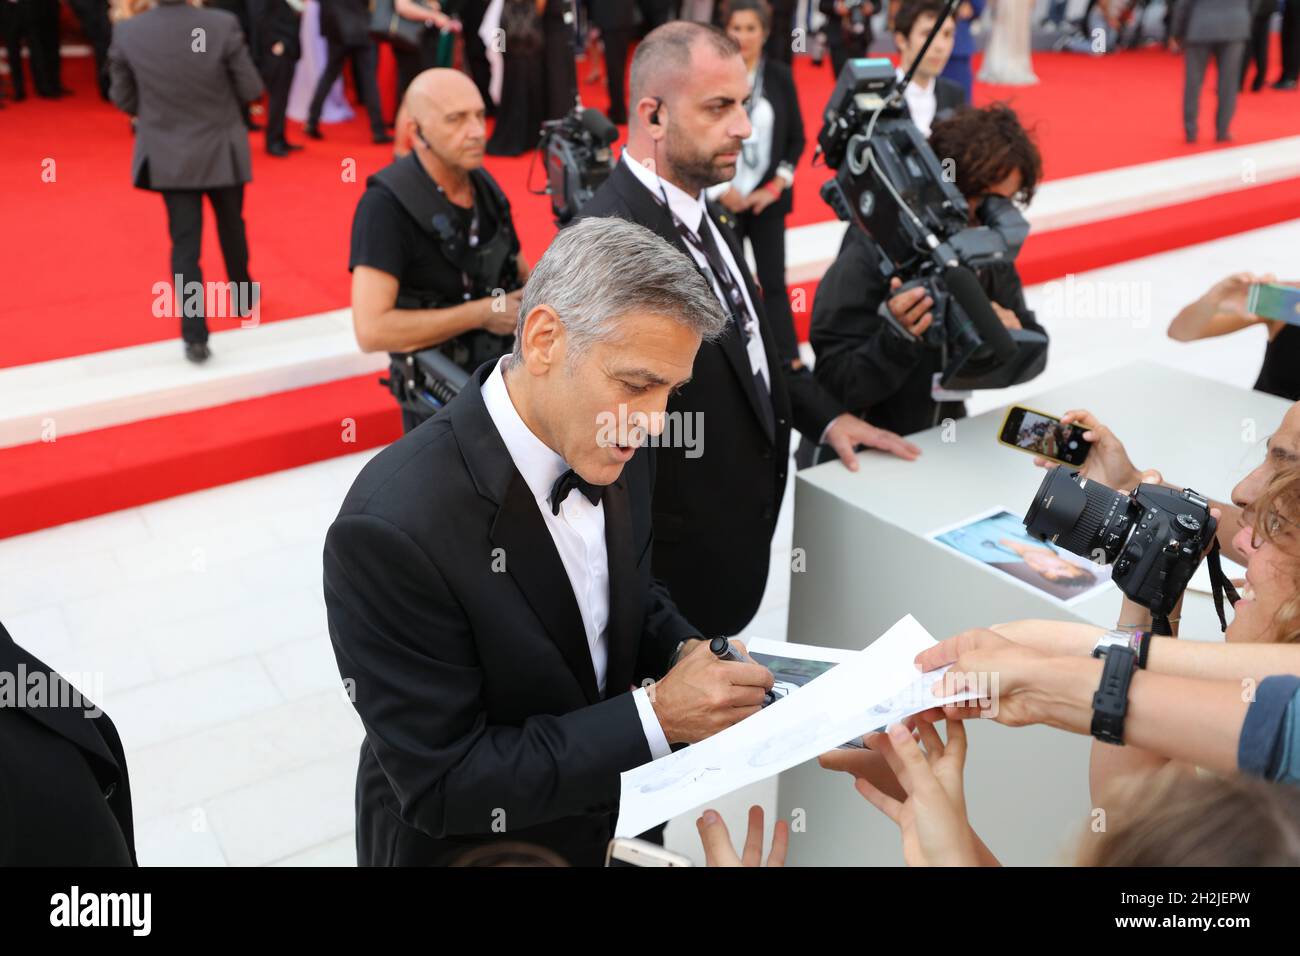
[{"x1": 649, "y1": 97, "x2": 664, "y2": 126}]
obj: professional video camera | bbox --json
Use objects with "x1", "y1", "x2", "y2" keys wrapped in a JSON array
[
  {"x1": 539, "y1": 105, "x2": 618, "y2": 226},
  {"x1": 1023, "y1": 466, "x2": 1238, "y2": 631},
  {"x1": 384, "y1": 346, "x2": 471, "y2": 421},
  {"x1": 816, "y1": 42, "x2": 1048, "y2": 391}
]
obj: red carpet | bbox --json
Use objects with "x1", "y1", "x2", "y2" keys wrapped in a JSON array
[
  {"x1": 2, "y1": 43, "x2": 1297, "y2": 369},
  {"x1": 3, "y1": 42, "x2": 1300, "y2": 538}
]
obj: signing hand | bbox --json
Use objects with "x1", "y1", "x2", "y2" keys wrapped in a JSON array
[{"x1": 697, "y1": 805, "x2": 788, "y2": 866}]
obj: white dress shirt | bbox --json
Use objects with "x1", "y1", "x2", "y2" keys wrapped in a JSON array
[
  {"x1": 481, "y1": 359, "x2": 672, "y2": 760},
  {"x1": 899, "y1": 68, "x2": 938, "y2": 138},
  {"x1": 622, "y1": 151, "x2": 771, "y2": 395}
]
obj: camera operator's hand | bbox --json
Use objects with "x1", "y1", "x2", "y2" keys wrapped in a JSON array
[
  {"x1": 718, "y1": 188, "x2": 748, "y2": 214},
  {"x1": 991, "y1": 301, "x2": 1022, "y2": 331},
  {"x1": 697, "y1": 805, "x2": 788, "y2": 867},
  {"x1": 649, "y1": 639, "x2": 774, "y2": 745},
  {"x1": 886, "y1": 278, "x2": 934, "y2": 338},
  {"x1": 823, "y1": 412, "x2": 922, "y2": 471},
  {"x1": 1031, "y1": 408, "x2": 1161, "y2": 490},
  {"x1": 479, "y1": 289, "x2": 523, "y2": 336}
]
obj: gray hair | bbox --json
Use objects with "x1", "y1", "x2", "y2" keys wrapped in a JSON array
[{"x1": 510, "y1": 217, "x2": 728, "y2": 364}]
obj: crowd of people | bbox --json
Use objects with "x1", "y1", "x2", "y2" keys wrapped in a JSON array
[{"x1": 4, "y1": 0, "x2": 1300, "y2": 871}]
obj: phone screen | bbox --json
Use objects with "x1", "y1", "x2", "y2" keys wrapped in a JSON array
[{"x1": 1001, "y1": 407, "x2": 1089, "y2": 465}]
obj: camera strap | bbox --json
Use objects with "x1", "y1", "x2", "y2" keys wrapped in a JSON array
[{"x1": 1205, "y1": 538, "x2": 1241, "y2": 633}]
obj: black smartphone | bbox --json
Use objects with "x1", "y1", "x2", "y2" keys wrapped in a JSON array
[{"x1": 997, "y1": 405, "x2": 1090, "y2": 466}]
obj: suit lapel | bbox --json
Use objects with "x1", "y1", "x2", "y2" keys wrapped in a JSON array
[
  {"x1": 490, "y1": 471, "x2": 601, "y2": 706},
  {"x1": 0, "y1": 629, "x2": 121, "y2": 781},
  {"x1": 454, "y1": 363, "x2": 602, "y2": 705},
  {"x1": 600, "y1": 474, "x2": 640, "y2": 700}
]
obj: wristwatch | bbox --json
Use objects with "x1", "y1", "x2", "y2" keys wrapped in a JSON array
[
  {"x1": 1089, "y1": 642, "x2": 1138, "y2": 745},
  {"x1": 1094, "y1": 628, "x2": 1151, "y2": 669}
]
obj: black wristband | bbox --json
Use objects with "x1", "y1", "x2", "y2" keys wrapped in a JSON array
[
  {"x1": 1134, "y1": 629, "x2": 1152, "y2": 670},
  {"x1": 1090, "y1": 644, "x2": 1137, "y2": 745}
]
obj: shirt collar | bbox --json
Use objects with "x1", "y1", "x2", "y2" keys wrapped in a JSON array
[
  {"x1": 481, "y1": 358, "x2": 570, "y2": 507},
  {"x1": 897, "y1": 66, "x2": 934, "y2": 92},
  {"x1": 621, "y1": 151, "x2": 707, "y2": 234}
]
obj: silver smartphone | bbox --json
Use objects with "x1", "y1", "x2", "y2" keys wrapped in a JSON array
[{"x1": 604, "y1": 837, "x2": 694, "y2": 867}]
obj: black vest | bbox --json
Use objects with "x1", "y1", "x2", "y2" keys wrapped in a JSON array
[{"x1": 368, "y1": 154, "x2": 522, "y2": 372}]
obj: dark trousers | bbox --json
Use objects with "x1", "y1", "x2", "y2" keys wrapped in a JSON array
[
  {"x1": 261, "y1": 46, "x2": 298, "y2": 148},
  {"x1": 34, "y1": 0, "x2": 61, "y2": 93},
  {"x1": 828, "y1": 30, "x2": 869, "y2": 78},
  {"x1": 730, "y1": 198, "x2": 797, "y2": 358},
  {"x1": 4, "y1": 0, "x2": 59, "y2": 98},
  {"x1": 1184, "y1": 41, "x2": 1246, "y2": 140},
  {"x1": 308, "y1": 41, "x2": 386, "y2": 135},
  {"x1": 1282, "y1": 0, "x2": 1300, "y2": 81},
  {"x1": 161, "y1": 186, "x2": 252, "y2": 345},
  {"x1": 1242, "y1": 3, "x2": 1275, "y2": 88},
  {"x1": 602, "y1": 27, "x2": 630, "y2": 124},
  {"x1": 66, "y1": 0, "x2": 112, "y2": 98}
]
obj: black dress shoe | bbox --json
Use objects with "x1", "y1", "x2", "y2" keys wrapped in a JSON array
[
  {"x1": 184, "y1": 342, "x2": 211, "y2": 364},
  {"x1": 372, "y1": 131, "x2": 394, "y2": 144},
  {"x1": 285, "y1": 141, "x2": 303, "y2": 151},
  {"x1": 266, "y1": 141, "x2": 291, "y2": 157},
  {"x1": 1252, "y1": 74, "x2": 1266, "y2": 92},
  {"x1": 1274, "y1": 78, "x2": 1298, "y2": 90},
  {"x1": 304, "y1": 124, "x2": 323, "y2": 139}
]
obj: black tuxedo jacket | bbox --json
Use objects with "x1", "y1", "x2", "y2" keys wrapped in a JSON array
[
  {"x1": 323, "y1": 360, "x2": 698, "y2": 866},
  {"x1": 0, "y1": 623, "x2": 137, "y2": 866},
  {"x1": 577, "y1": 161, "x2": 842, "y2": 636}
]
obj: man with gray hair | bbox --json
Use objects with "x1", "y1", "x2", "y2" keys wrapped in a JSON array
[{"x1": 324, "y1": 216, "x2": 775, "y2": 866}]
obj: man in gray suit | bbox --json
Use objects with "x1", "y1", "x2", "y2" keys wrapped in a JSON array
[
  {"x1": 1172, "y1": 0, "x2": 1251, "y2": 144},
  {"x1": 108, "y1": 0, "x2": 264, "y2": 364}
]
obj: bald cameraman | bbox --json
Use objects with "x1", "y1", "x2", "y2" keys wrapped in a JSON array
[
  {"x1": 809, "y1": 103, "x2": 1047, "y2": 446},
  {"x1": 349, "y1": 69, "x2": 528, "y2": 432}
]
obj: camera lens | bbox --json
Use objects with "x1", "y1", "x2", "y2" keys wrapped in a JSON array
[{"x1": 1023, "y1": 466, "x2": 1130, "y2": 561}]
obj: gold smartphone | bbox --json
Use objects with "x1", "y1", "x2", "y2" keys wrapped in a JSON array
[{"x1": 997, "y1": 405, "x2": 1090, "y2": 466}]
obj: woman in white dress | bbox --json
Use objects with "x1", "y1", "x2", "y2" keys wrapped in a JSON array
[{"x1": 978, "y1": 0, "x2": 1038, "y2": 84}]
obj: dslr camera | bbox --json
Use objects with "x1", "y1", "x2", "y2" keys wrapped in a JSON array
[
  {"x1": 1023, "y1": 466, "x2": 1217, "y2": 621},
  {"x1": 817, "y1": 57, "x2": 1047, "y2": 391}
]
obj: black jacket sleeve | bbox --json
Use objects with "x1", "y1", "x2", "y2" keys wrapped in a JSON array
[
  {"x1": 775, "y1": 63, "x2": 805, "y2": 173},
  {"x1": 810, "y1": 232, "x2": 931, "y2": 415},
  {"x1": 324, "y1": 514, "x2": 652, "y2": 837}
]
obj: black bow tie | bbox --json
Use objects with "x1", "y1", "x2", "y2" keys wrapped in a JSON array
[{"x1": 548, "y1": 468, "x2": 603, "y2": 514}]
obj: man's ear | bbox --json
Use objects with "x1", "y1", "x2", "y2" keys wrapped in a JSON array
[
  {"x1": 518, "y1": 304, "x2": 564, "y2": 374},
  {"x1": 637, "y1": 96, "x2": 666, "y2": 140}
]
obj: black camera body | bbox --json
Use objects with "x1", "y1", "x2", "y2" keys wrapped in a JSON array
[
  {"x1": 817, "y1": 58, "x2": 1047, "y2": 390},
  {"x1": 1024, "y1": 466, "x2": 1217, "y2": 619},
  {"x1": 541, "y1": 106, "x2": 618, "y2": 226}
]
